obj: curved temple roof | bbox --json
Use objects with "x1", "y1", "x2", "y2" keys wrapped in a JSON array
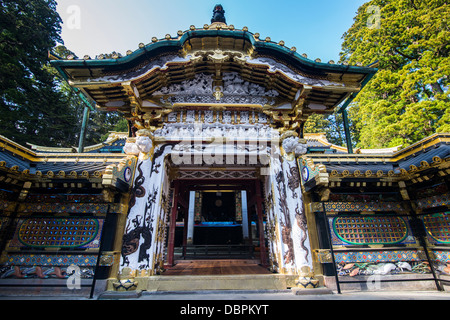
[{"x1": 51, "y1": 22, "x2": 377, "y2": 129}]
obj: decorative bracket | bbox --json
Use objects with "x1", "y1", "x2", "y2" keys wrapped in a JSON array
[{"x1": 315, "y1": 249, "x2": 333, "y2": 263}]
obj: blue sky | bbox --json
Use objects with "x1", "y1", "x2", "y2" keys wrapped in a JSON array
[{"x1": 56, "y1": 0, "x2": 367, "y2": 62}]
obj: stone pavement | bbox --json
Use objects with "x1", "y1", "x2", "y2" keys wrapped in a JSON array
[
  {"x1": 1, "y1": 288, "x2": 450, "y2": 300},
  {"x1": 138, "y1": 289, "x2": 450, "y2": 300}
]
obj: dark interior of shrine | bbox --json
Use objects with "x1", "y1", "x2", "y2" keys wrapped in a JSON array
[
  {"x1": 201, "y1": 191, "x2": 236, "y2": 222},
  {"x1": 194, "y1": 191, "x2": 243, "y2": 245},
  {"x1": 174, "y1": 191, "x2": 244, "y2": 247}
]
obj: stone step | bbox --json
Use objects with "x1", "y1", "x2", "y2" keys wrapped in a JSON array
[{"x1": 142, "y1": 274, "x2": 298, "y2": 292}]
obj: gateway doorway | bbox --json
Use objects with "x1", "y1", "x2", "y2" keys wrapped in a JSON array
[{"x1": 166, "y1": 178, "x2": 268, "y2": 269}]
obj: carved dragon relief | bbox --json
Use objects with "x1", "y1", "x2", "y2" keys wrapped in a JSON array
[
  {"x1": 120, "y1": 145, "x2": 172, "y2": 271},
  {"x1": 264, "y1": 186, "x2": 284, "y2": 273},
  {"x1": 295, "y1": 204, "x2": 309, "y2": 264},
  {"x1": 121, "y1": 162, "x2": 157, "y2": 269},
  {"x1": 275, "y1": 170, "x2": 295, "y2": 266},
  {"x1": 287, "y1": 165, "x2": 301, "y2": 198}
]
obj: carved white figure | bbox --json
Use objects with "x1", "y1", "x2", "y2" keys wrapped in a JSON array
[
  {"x1": 204, "y1": 110, "x2": 214, "y2": 123},
  {"x1": 282, "y1": 136, "x2": 299, "y2": 153},
  {"x1": 153, "y1": 74, "x2": 213, "y2": 96},
  {"x1": 186, "y1": 110, "x2": 195, "y2": 123},
  {"x1": 397, "y1": 262, "x2": 412, "y2": 272},
  {"x1": 223, "y1": 111, "x2": 232, "y2": 124},
  {"x1": 240, "y1": 111, "x2": 249, "y2": 123},
  {"x1": 282, "y1": 136, "x2": 307, "y2": 156},
  {"x1": 168, "y1": 112, "x2": 177, "y2": 122},
  {"x1": 123, "y1": 142, "x2": 140, "y2": 155},
  {"x1": 123, "y1": 130, "x2": 153, "y2": 156},
  {"x1": 136, "y1": 136, "x2": 153, "y2": 154}
]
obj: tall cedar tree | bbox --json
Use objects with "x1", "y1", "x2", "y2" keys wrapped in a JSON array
[
  {"x1": 304, "y1": 112, "x2": 357, "y2": 148},
  {"x1": 0, "y1": 1, "x2": 125, "y2": 148},
  {"x1": 0, "y1": 0, "x2": 81, "y2": 147},
  {"x1": 340, "y1": 0, "x2": 449, "y2": 149}
]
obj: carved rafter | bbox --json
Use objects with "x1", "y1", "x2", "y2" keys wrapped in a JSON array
[
  {"x1": 73, "y1": 50, "x2": 361, "y2": 122},
  {"x1": 122, "y1": 81, "x2": 143, "y2": 115}
]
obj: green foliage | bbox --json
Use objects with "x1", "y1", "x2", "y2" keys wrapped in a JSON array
[
  {"x1": 304, "y1": 112, "x2": 359, "y2": 148},
  {"x1": 303, "y1": 113, "x2": 329, "y2": 134},
  {"x1": 52, "y1": 45, "x2": 126, "y2": 147},
  {"x1": 340, "y1": 0, "x2": 450, "y2": 149},
  {"x1": 0, "y1": 1, "x2": 124, "y2": 149},
  {"x1": 88, "y1": 111, "x2": 127, "y2": 145},
  {"x1": 0, "y1": 0, "x2": 71, "y2": 147}
]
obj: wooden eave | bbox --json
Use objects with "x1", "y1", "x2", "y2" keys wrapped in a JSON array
[
  {"x1": 0, "y1": 136, "x2": 127, "y2": 183},
  {"x1": 51, "y1": 27, "x2": 377, "y2": 115},
  {"x1": 305, "y1": 133, "x2": 450, "y2": 180}
]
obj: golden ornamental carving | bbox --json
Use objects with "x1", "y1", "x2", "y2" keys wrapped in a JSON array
[
  {"x1": 311, "y1": 202, "x2": 324, "y2": 213},
  {"x1": 213, "y1": 87, "x2": 224, "y2": 101},
  {"x1": 296, "y1": 266, "x2": 319, "y2": 289},
  {"x1": 432, "y1": 156, "x2": 442, "y2": 164},
  {"x1": 315, "y1": 249, "x2": 332, "y2": 263},
  {"x1": 113, "y1": 267, "x2": 138, "y2": 292},
  {"x1": 207, "y1": 49, "x2": 230, "y2": 63},
  {"x1": 420, "y1": 160, "x2": 429, "y2": 168}
]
